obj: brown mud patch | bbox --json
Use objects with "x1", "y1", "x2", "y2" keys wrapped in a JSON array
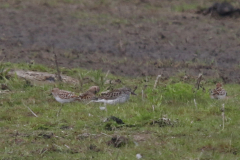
[{"x1": 1, "y1": 1, "x2": 240, "y2": 83}]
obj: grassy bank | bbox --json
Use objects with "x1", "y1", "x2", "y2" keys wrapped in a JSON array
[{"x1": 0, "y1": 62, "x2": 239, "y2": 159}]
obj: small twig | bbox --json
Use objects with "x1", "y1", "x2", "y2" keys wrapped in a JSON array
[
  {"x1": 152, "y1": 105, "x2": 155, "y2": 111},
  {"x1": 86, "y1": 100, "x2": 93, "y2": 105},
  {"x1": 77, "y1": 74, "x2": 83, "y2": 89},
  {"x1": 53, "y1": 45, "x2": 62, "y2": 82},
  {"x1": 101, "y1": 132, "x2": 111, "y2": 137},
  {"x1": 142, "y1": 85, "x2": 147, "y2": 101},
  {"x1": 194, "y1": 99, "x2": 197, "y2": 109},
  {"x1": 40, "y1": 148, "x2": 48, "y2": 156},
  {"x1": 168, "y1": 41, "x2": 174, "y2": 47},
  {"x1": 222, "y1": 104, "x2": 225, "y2": 130},
  {"x1": 65, "y1": 144, "x2": 70, "y2": 149},
  {"x1": 27, "y1": 107, "x2": 38, "y2": 117},
  {"x1": 105, "y1": 70, "x2": 110, "y2": 79},
  {"x1": 154, "y1": 75, "x2": 161, "y2": 89},
  {"x1": 195, "y1": 73, "x2": 203, "y2": 90},
  {"x1": 22, "y1": 101, "x2": 38, "y2": 117},
  {"x1": 53, "y1": 144, "x2": 62, "y2": 151},
  {"x1": 132, "y1": 86, "x2": 138, "y2": 93},
  {"x1": 119, "y1": 39, "x2": 126, "y2": 54}
]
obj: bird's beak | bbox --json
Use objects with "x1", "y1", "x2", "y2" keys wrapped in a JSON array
[{"x1": 131, "y1": 92, "x2": 137, "y2": 95}]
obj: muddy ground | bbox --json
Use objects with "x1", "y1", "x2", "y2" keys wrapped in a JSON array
[{"x1": 0, "y1": 0, "x2": 240, "y2": 83}]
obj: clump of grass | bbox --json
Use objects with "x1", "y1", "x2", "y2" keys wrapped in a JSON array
[
  {"x1": 161, "y1": 82, "x2": 208, "y2": 103},
  {"x1": 145, "y1": 87, "x2": 163, "y2": 111},
  {"x1": 90, "y1": 69, "x2": 105, "y2": 87},
  {"x1": 0, "y1": 62, "x2": 11, "y2": 81},
  {"x1": 172, "y1": 3, "x2": 200, "y2": 12}
]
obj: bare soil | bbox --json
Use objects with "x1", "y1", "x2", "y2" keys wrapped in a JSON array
[{"x1": 1, "y1": 1, "x2": 240, "y2": 83}]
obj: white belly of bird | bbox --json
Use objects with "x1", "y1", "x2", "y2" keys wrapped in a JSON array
[
  {"x1": 217, "y1": 94, "x2": 226, "y2": 99},
  {"x1": 55, "y1": 96, "x2": 75, "y2": 103},
  {"x1": 98, "y1": 94, "x2": 130, "y2": 105},
  {"x1": 211, "y1": 93, "x2": 226, "y2": 99}
]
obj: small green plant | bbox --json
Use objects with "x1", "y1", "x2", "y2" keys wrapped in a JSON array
[
  {"x1": 145, "y1": 87, "x2": 163, "y2": 111},
  {"x1": 162, "y1": 82, "x2": 208, "y2": 103},
  {"x1": 90, "y1": 69, "x2": 105, "y2": 87},
  {"x1": 172, "y1": 3, "x2": 199, "y2": 12},
  {"x1": 77, "y1": 71, "x2": 89, "y2": 89},
  {"x1": 0, "y1": 62, "x2": 11, "y2": 81}
]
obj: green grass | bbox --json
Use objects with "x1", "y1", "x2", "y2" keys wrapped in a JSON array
[
  {"x1": 172, "y1": 3, "x2": 200, "y2": 12},
  {"x1": 0, "y1": 62, "x2": 239, "y2": 159}
]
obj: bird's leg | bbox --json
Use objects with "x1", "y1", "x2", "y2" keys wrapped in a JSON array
[
  {"x1": 86, "y1": 100, "x2": 93, "y2": 105},
  {"x1": 57, "y1": 104, "x2": 63, "y2": 117},
  {"x1": 105, "y1": 103, "x2": 107, "y2": 112}
]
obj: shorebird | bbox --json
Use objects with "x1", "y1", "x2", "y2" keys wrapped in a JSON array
[
  {"x1": 51, "y1": 88, "x2": 78, "y2": 103},
  {"x1": 84, "y1": 86, "x2": 100, "y2": 95},
  {"x1": 51, "y1": 88, "x2": 78, "y2": 117},
  {"x1": 210, "y1": 83, "x2": 227, "y2": 99},
  {"x1": 87, "y1": 87, "x2": 136, "y2": 109},
  {"x1": 76, "y1": 86, "x2": 100, "y2": 102}
]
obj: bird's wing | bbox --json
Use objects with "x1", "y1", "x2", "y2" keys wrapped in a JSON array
[
  {"x1": 78, "y1": 92, "x2": 97, "y2": 101},
  {"x1": 58, "y1": 90, "x2": 78, "y2": 99},
  {"x1": 99, "y1": 90, "x2": 122, "y2": 100}
]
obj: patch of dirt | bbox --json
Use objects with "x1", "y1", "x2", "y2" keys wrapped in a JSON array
[
  {"x1": 9, "y1": 69, "x2": 79, "y2": 84},
  {"x1": 1, "y1": 1, "x2": 240, "y2": 83}
]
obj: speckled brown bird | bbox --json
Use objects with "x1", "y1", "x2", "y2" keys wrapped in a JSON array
[
  {"x1": 75, "y1": 86, "x2": 100, "y2": 102},
  {"x1": 210, "y1": 83, "x2": 227, "y2": 99},
  {"x1": 51, "y1": 88, "x2": 78, "y2": 104}
]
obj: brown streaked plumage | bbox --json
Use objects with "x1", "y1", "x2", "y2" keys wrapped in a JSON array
[
  {"x1": 210, "y1": 83, "x2": 227, "y2": 99},
  {"x1": 77, "y1": 92, "x2": 98, "y2": 101},
  {"x1": 51, "y1": 88, "x2": 79, "y2": 117},
  {"x1": 75, "y1": 86, "x2": 100, "y2": 102},
  {"x1": 93, "y1": 87, "x2": 136, "y2": 105},
  {"x1": 86, "y1": 86, "x2": 100, "y2": 95},
  {"x1": 51, "y1": 88, "x2": 78, "y2": 104}
]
